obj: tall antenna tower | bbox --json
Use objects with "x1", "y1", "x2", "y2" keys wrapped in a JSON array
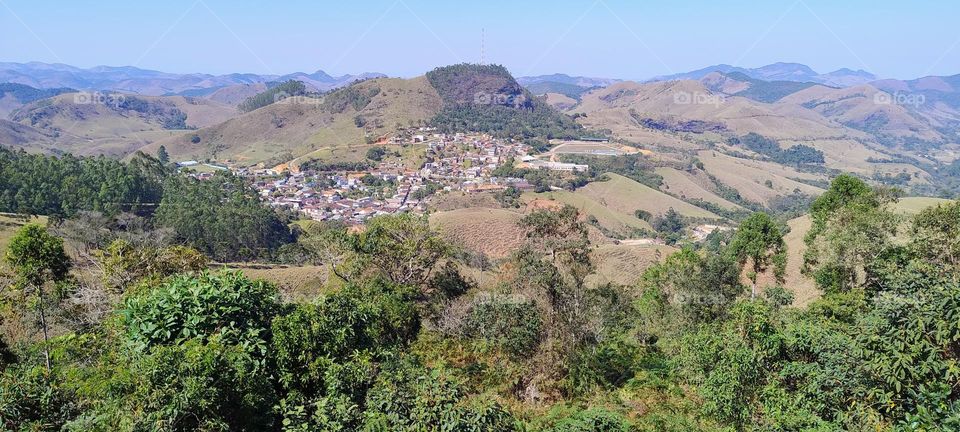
[{"x1": 480, "y1": 28, "x2": 485, "y2": 65}]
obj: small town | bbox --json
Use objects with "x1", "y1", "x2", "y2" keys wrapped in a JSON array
[{"x1": 180, "y1": 132, "x2": 591, "y2": 224}]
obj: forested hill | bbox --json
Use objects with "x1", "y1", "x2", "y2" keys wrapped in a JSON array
[{"x1": 426, "y1": 64, "x2": 592, "y2": 139}]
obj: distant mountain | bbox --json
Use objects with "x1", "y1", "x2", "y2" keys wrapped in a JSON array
[
  {"x1": 652, "y1": 63, "x2": 877, "y2": 87},
  {"x1": 0, "y1": 83, "x2": 75, "y2": 118},
  {"x1": 872, "y1": 74, "x2": 960, "y2": 110},
  {"x1": 517, "y1": 74, "x2": 620, "y2": 88},
  {"x1": 0, "y1": 61, "x2": 385, "y2": 96},
  {"x1": 701, "y1": 71, "x2": 820, "y2": 103}
]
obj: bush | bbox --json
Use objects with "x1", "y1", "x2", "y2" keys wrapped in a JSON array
[
  {"x1": 549, "y1": 408, "x2": 633, "y2": 432},
  {"x1": 461, "y1": 294, "x2": 543, "y2": 356},
  {"x1": 120, "y1": 270, "x2": 280, "y2": 351}
]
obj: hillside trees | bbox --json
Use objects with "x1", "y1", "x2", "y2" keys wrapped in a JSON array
[
  {"x1": 3, "y1": 224, "x2": 71, "y2": 371},
  {"x1": 803, "y1": 174, "x2": 900, "y2": 292},
  {"x1": 0, "y1": 148, "x2": 167, "y2": 218},
  {"x1": 727, "y1": 212, "x2": 786, "y2": 298},
  {"x1": 238, "y1": 80, "x2": 309, "y2": 113},
  {"x1": 154, "y1": 172, "x2": 294, "y2": 262}
]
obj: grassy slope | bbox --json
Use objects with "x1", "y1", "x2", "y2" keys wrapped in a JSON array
[
  {"x1": 655, "y1": 167, "x2": 745, "y2": 211},
  {"x1": 589, "y1": 243, "x2": 677, "y2": 287},
  {"x1": 697, "y1": 150, "x2": 825, "y2": 205},
  {"x1": 579, "y1": 173, "x2": 722, "y2": 219},
  {"x1": 9, "y1": 93, "x2": 235, "y2": 158},
  {"x1": 143, "y1": 77, "x2": 441, "y2": 165},
  {"x1": 524, "y1": 190, "x2": 653, "y2": 235},
  {"x1": 430, "y1": 207, "x2": 527, "y2": 260}
]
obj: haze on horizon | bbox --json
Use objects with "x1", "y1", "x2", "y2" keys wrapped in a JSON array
[{"x1": 1, "y1": 0, "x2": 958, "y2": 80}]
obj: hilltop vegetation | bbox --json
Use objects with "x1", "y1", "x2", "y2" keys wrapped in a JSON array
[
  {"x1": 237, "y1": 80, "x2": 310, "y2": 113},
  {"x1": 0, "y1": 147, "x2": 165, "y2": 218},
  {"x1": 0, "y1": 83, "x2": 74, "y2": 105},
  {"x1": 427, "y1": 64, "x2": 591, "y2": 139}
]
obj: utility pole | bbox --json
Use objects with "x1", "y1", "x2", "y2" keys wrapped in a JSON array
[{"x1": 480, "y1": 28, "x2": 485, "y2": 65}]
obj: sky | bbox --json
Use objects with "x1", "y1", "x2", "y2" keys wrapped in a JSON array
[{"x1": 1, "y1": 0, "x2": 958, "y2": 80}]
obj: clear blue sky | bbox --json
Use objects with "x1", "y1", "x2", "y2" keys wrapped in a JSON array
[{"x1": 1, "y1": 0, "x2": 958, "y2": 80}]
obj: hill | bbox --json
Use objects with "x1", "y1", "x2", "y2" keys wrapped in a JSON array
[
  {"x1": 577, "y1": 173, "x2": 723, "y2": 220},
  {"x1": 141, "y1": 76, "x2": 442, "y2": 165},
  {"x1": 571, "y1": 78, "x2": 941, "y2": 201},
  {"x1": 6, "y1": 93, "x2": 236, "y2": 157},
  {"x1": 426, "y1": 64, "x2": 588, "y2": 139},
  {"x1": 0, "y1": 83, "x2": 75, "y2": 118},
  {"x1": 655, "y1": 167, "x2": 745, "y2": 211}
]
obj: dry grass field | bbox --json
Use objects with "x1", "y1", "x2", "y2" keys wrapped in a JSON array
[
  {"x1": 655, "y1": 167, "x2": 745, "y2": 211},
  {"x1": 578, "y1": 173, "x2": 722, "y2": 219},
  {"x1": 228, "y1": 264, "x2": 330, "y2": 302},
  {"x1": 696, "y1": 150, "x2": 825, "y2": 205},
  {"x1": 430, "y1": 208, "x2": 526, "y2": 260},
  {"x1": 523, "y1": 189, "x2": 653, "y2": 236},
  {"x1": 588, "y1": 243, "x2": 677, "y2": 287}
]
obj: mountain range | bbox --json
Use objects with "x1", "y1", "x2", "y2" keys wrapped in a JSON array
[
  {"x1": 649, "y1": 62, "x2": 878, "y2": 87},
  {"x1": 0, "y1": 62, "x2": 386, "y2": 96}
]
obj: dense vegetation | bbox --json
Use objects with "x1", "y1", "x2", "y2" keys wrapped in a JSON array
[
  {"x1": 725, "y1": 72, "x2": 818, "y2": 103},
  {"x1": 2, "y1": 163, "x2": 960, "y2": 430},
  {"x1": 730, "y1": 132, "x2": 826, "y2": 166},
  {"x1": 559, "y1": 153, "x2": 663, "y2": 189},
  {"x1": 154, "y1": 172, "x2": 294, "y2": 262},
  {"x1": 321, "y1": 84, "x2": 380, "y2": 114},
  {"x1": 0, "y1": 83, "x2": 74, "y2": 104},
  {"x1": 116, "y1": 97, "x2": 190, "y2": 129},
  {"x1": 426, "y1": 64, "x2": 592, "y2": 140},
  {"x1": 237, "y1": 80, "x2": 310, "y2": 113},
  {"x1": 0, "y1": 147, "x2": 166, "y2": 218}
]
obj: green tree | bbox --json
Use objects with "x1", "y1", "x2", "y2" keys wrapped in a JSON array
[
  {"x1": 3, "y1": 224, "x2": 71, "y2": 371},
  {"x1": 156, "y1": 145, "x2": 169, "y2": 165},
  {"x1": 310, "y1": 213, "x2": 448, "y2": 288},
  {"x1": 803, "y1": 175, "x2": 899, "y2": 293},
  {"x1": 727, "y1": 212, "x2": 786, "y2": 298},
  {"x1": 155, "y1": 172, "x2": 293, "y2": 261}
]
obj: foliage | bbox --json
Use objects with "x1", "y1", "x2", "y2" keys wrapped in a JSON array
[
  {"x1": 363, "y1": 359, "x2": 519, "y2": 431},
  {"x1": 547, "y1": 408, "x2": 633, "y2": 432},
  {"x1": 120, "y1": 271, "x2": 280, "y2": 352},
  {"x1": 727, "y1": 212, "x2": 786, "y2": 294},
  {"x1": 4, "y1": 223, "x2": 72, "y2": 371},
  {"x1": 238, "y1": 80, "x2": 309, "y2": 113},
  {"x1": 96, "y1": 239, "x2": 208, "y2": 292},
  {"x1": 460, "y1": 294, "x2": 543, "y2": 356},
  {"x1": 803, "y1": 174, "x2": 900, "y2": 293},
  {"x1": 154, "y1": 172, "x2": 294, "y2": 261},
  {"x1": 312, "y1": 213, "x2": 448, "y2": 287},
  {"x1": 729, "y1": 133, "x2": 825, "y2": 166},
  {"x1": 0, "y1": 147, "x2": 167, "y2": 218},
  {"x1": 365, "y1": 146, "x2": 387, "y2": 161}
]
